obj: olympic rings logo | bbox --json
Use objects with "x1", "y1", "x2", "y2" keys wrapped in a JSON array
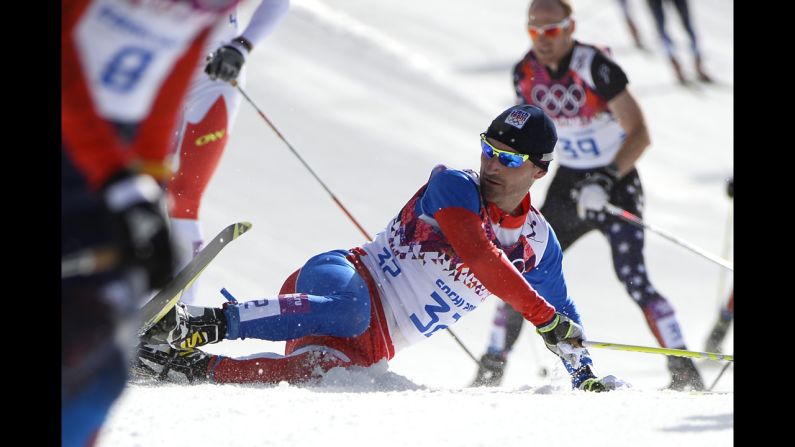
[{"x1": 531, "y1": 84, "x2": 586, "y2": 117}]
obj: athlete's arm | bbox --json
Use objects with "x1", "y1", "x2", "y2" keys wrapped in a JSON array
[
  {"x1": 420, "y1": 170, "x2": 555, "y2": 326},
  {"x1": 591, "y1": 52, "x2": 650, "y2": 176},
  {"x1": 238, "y1": 0, "x2": 290, "y2": 50},
  {"x1": 608, "y1": 89, "x2": 650, "y2": 176}
]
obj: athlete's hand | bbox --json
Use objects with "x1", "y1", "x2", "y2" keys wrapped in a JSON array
[
  {"x1": 205, "y1": 45, "x2": 245, "y2": 82},
  {"x1": 536, "y1": 313, "x2": 587, "y2": 369},
  {"x1": 102, "y1": 170, "x2": 174, "y2": 288},
  {"x1": 572, "y1": 164, "x2": 619, "y2": 219}
]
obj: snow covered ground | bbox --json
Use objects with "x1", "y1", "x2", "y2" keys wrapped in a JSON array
[{"x1": 98, "y1": 0, "x2": 733, "y2": 445}]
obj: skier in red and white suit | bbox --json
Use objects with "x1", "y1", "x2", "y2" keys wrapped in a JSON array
[
  {"x1": 62, "y1": 1, "x2": 240, "y2": 445},
  {"x1": 167, "y1": 0, "x2": 290, "y2": 305}
]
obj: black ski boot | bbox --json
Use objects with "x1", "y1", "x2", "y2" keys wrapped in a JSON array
[
  {"x1": 142, "y1": 303, "x2": 227, "y2": 351},
  {"x1": 134, "y1": 343, "x2": 213, "y2": 383},
  {"x1": 470, "y1": 352, "x2": 507, "y2": 387},
  {"x1": 666, "y1": 356, "x2": 705, "y2": 391},
  {"x1": 704, "y1": 314, "x2": 732, "y2": 353}
]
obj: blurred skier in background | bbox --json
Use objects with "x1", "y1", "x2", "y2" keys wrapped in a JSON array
[
  {"x1": 645, "y1": 0, "x2": 712, "y2": 84},
  {"x1": 62, "y1": 0, "x2": 240, "y2": 445},
  {"x1": 616, "y1": 0, "x2": 645, "y2": 49},
  {"x1": 704, "y1": 177, "x2": 733, "y2": 353}
]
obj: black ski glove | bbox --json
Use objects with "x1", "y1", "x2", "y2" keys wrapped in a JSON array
[
  {"x1": 205, "y1": 45, "x2": 246, "y2": 82},
  {"x1": 102, "y1": 170, "x2": 174, "y2": 288}
]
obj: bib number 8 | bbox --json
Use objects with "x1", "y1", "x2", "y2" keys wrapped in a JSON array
[{"x1": 101, "y1": 46, "x2": 153, "y2": 93}]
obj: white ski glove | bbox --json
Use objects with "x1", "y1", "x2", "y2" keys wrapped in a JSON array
[
  {"x1": 576, "y1": 183, "x2": 609, "y2": 219},
  {"x1": 572, "y1": 164, "x2": 620, "y2": 220}
]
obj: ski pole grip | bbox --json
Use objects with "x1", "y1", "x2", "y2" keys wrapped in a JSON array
[{"x1": 220, "y1": 287, "x2": 238, "y2": 304}]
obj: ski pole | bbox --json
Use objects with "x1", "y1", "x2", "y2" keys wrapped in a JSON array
[
  {"x1": 603, "y1": 203, "x2": 733, "y2": 272},
  {"x1": 527, "y1": 335, "x2": 550, "y2": 377},
  {"x1": 707, "y1": 361, "x2": 732, "y2": 391},
  {"x1": 446, "y1": 330, "x2": 481, "y2": 365},
  {"x1": 581, "y1": 340, "x2": 733, "y2": 362},
  {"x1": 716, "y1": 194, "x2": 733, "y2": 306},
  {"x1": 234, "y1": 83, "x2": 371, "y2": 240},
  {"x1": 235, "y1": 84, "x2": 483, "y2": 368}
]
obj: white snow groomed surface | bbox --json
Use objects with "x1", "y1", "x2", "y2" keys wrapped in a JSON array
[{"x1": 99, "y1": 0, "x2": 733, "y2": 445}]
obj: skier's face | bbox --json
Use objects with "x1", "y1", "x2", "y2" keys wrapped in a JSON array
[
  {"x1": 479, "y1": 137, "x2": 546, "y2": 209},
  {"x1": 528, "y1": 3, "x2": 575, "y2": 66}
]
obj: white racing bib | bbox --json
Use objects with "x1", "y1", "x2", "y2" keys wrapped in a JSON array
[
  {"x1": 73, "y1": 0, "x2": 218, "y2": 122},
  {"x1": 554, "y1": 113, "x2": 626, "y2": 169}
]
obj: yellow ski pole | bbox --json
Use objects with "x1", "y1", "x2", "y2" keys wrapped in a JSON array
[{"x1": 582, "y1": 340, "x2": 733, "y2": 362}]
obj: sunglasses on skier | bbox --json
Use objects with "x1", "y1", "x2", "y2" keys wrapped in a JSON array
[
  {"x1": 527, "y1": 17, "x2": 572, "y2": 39},
  {"x1": 480, "y1": 134, "x2": 530, "y2": 168}
]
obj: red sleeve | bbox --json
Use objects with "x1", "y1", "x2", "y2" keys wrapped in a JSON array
[
  {"x1": 435, "y1": 207, "x2": 556, "y2": 327},
  {"x1": 131, "y1": 28, "x2": 211, "y2": 179},
  {"x1": 61, "y1": 1, "x2": 212, "y2": 187}
]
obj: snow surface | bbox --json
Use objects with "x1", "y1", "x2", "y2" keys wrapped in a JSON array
[{"x1": 99, "y1": 0, "x2": 733, "y2": 445}]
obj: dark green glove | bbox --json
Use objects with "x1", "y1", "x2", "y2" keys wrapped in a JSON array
[{"x1": 536, "y1": 313, "x2": 586, "y2": 368}]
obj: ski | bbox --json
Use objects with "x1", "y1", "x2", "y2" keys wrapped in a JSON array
[{"x1": 137, "y1": 222, "x2": 253, "y2": 336}]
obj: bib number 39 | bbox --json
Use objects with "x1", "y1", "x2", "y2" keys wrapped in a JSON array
[{"x1": 559, "y1": 137, "x2": 600, "y2": 159}]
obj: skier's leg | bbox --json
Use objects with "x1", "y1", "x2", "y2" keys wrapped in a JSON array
[{"x1": 599, "y1": 170, "x2": 704, "y2": 390}]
